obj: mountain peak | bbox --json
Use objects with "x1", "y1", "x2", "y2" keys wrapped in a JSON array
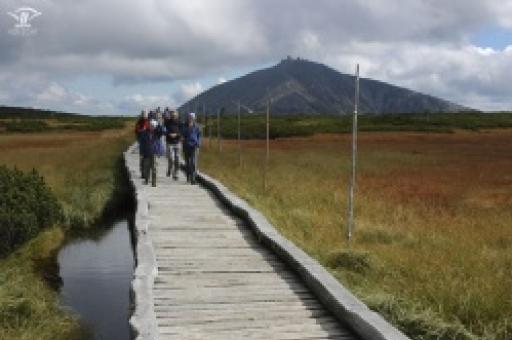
[{"x1": 179, "y1": 59, "x2": 469, "y2": 115}]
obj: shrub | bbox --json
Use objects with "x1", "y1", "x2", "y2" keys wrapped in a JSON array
[{"x1": 0, "y1": 166, "x2": 62, "y2": 256}]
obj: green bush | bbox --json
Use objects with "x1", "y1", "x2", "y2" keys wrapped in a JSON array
[{"x1": 0, "y1": 167, "x2": 62, "y2": 256}]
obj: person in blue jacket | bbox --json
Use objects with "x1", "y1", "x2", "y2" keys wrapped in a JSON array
[
  {"x1": 140, "y1": 119, "x2": 164, "y2": 187},
  {"x1": 182, "y1": 112, "x2": 201, "y2": 185}
]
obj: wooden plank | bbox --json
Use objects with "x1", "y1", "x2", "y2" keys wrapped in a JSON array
[{"x1": 125, "y1": 151, "x2": 360, "y2": 340}]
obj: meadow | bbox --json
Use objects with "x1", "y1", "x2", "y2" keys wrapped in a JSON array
[
  {"x1": 0, "y1": 119, "x2": 134, "y2": 340},
  {"x1": 199, "y1": 129, "x2": 512, "y2": 340},
  {"x1": 197, "y1": 112, "x2": 512, "y2": 139}
]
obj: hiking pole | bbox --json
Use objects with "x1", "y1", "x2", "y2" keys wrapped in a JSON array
[{"x1": 347, "y1": 64, "x2": 360, "y2": 243}]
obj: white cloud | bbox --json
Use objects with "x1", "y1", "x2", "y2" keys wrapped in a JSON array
[
  {"x1": 118, "y1": 94, "x2": 175, "y2": 113},
  {"x1": 177, "y1": 82, "x2": 204, "y2": 102},
  {"x1": 1, "y1": 0, "x2": 512, "y2": 111},
  {"x1": 37, "y1": 83, "x2": 67, "y2": 102},
  {"x1": 218, "y1": 77, "x2": 227, "y2": 84}
]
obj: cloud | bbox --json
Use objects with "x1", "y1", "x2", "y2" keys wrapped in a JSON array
[
  {"x1": 176, "y1": 82, "x2": 204, "y2": 102},
  {"x1": 118, "y1": 94, "x2": 175, "y2": 113},
  {"x1": 36, "y1": 82, "x2": 67, "y2": 102},
  {"x1": 1, "y1": 0, "x2": 512, "y2": 111}
]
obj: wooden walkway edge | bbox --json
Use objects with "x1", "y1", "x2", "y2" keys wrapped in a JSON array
[{"x1": 124, "y1": 144, "x2": 410, "y2": 340}]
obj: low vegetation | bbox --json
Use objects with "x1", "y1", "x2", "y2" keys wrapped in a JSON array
[
  {"x1": 199, "y1": 112, "x2": 512, "y2": 139},
  {"x1": 200, "y1": 130, "x2": 512, "y2": 340},
  {"x1": 0, "y1": 119, "x2": 134, "y2": 340},
  {"x1": 0, "y1": 167, "x2": 62, "y2": 256},
  {"x1": 0, "y1": 106, "x2": 127, "y2": 133}
]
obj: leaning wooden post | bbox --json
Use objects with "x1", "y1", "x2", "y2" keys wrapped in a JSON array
[{"x1": 347, "y1": 64, "x2": 360, "y2": 243}]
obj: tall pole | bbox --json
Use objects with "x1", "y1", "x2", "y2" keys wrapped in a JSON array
[
  {"x1": 264, "y1": 98, "x2": 270, "y2": 191},
  {"x1": 347, "y1": 64, "x2": 360, "y2": 242},
  {"x1": 208, "y1": 111, "x2": 212, "y2": 149},
  {"x1": 217, "y1": 108, "x2": 222, "y2": 152},
  {"x1": 238, "y1": 100, "x2": 242, "y2": 167},
  {"x1": 203, "y1": 103, "x2": 207, "y2": 148}
]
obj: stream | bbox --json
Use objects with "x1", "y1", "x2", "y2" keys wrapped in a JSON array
[{"x1": 57, "y1": 216, "x2": 135, "y2": 340}]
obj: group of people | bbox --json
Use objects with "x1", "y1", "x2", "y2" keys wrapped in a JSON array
[{"x1": 134, "y1": 107, "x2": 201, "y2": 187}]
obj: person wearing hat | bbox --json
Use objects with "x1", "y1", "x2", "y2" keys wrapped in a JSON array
[
  {"x1": 164, "y1": 110, "x2": 182, "y2": 180},
  {"x1": 140, "y1": 118, "x2": 163, "y2": 187},
  {"x1": 181, "y1": 112, "x2": 201, "y2": 184}
]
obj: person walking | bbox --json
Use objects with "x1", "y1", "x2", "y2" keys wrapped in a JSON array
[
  {"x1": 135, "y1": 110, "x2": 149, "y2": 178},
  {"x1": 182, "y1": 112, "x2": 201, "y2": 185},
  {"x1": 155, "y1": 110, "x2": 165, "y2": 157},
  {"x1": 164, "y1": 110, "x2": 182, "y2": 180},
  {"x1": 140, "y1": 118, "x2": 164, "y2": 187}
]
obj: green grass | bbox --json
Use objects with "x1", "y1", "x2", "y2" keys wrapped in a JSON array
[
  {"x1": 0, "y1": 229, "x2": 89, "y2": 340},
  {"x1": 0, "y1": 105, "x2": 129, "y2": 133},
  {"x1": 198, "y1": 112, "x2": 512, "y2": 139}
]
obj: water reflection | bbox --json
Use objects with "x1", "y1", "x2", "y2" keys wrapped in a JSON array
[{"x1": 58, "y1": 218, "x2": 135, "y2": 340}]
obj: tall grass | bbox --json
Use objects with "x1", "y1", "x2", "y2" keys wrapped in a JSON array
[
  {"x1": 199, "y1": 131, "x2": 512, "y2": 340},
  {"x1": 0, "y1": 124, "x2": 134, "y2": 340}
]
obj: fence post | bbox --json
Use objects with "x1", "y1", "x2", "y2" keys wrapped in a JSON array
[{"x1": 347, "y1": 64, "x2": 360, "y2": 242}]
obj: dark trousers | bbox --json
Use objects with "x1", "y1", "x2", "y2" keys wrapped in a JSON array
[
  {"x1": 183, "y1": 147, "x2": 198, "y2": 182},
  {"x1": 166, "y1": 143, "x2": 180, "y2": 178},
  {"x1": 139, "y1": 155, "x2": 144, "y2": 177},
  {"x1": 142, "y1": 154, "x2": 157, "y2": 186}
]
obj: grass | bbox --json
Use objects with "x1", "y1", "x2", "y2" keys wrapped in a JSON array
[
  {"x1": 0, "y1": 105, "x2": 128, "y2": 133},
  {"x1": 0, "y1": 121, "x2": 134, "y2": 340},
  {"x1": 0, "y1": 229, "x2": 89, "y2": 340},
  {"x1": 199, "y1": 130, "x2": 512, "y2": 340},
  {"x1": 198, "y1": 112, "x2": 512, "y2": 139}
]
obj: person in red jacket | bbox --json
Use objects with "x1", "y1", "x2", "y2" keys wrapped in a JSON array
[{"x1": 135, "y1": 110, "x2": 149, "y2": 177}]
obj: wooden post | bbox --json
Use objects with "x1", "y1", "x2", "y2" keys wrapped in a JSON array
[
  {"x1": 217, "y1": 108, "x2": 222, "y2": 152},
  {"x1": 238, "y1": 100, "x2": 242, "y2": 167},
  {"x1": 347, "y1": 64, "x2": 360, "y2": 243},
  {"x1": 264, "y1": 98, "x2": 270, "y2": 191},
  {"x1": 203, "y1": 103, "x2": 207, "y2": 149},
  {"x1": 208, "y1": 111, "x2": 212, "y2": 150}
]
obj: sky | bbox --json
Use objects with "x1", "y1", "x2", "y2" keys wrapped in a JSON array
[{"x1": 1, "y1": 0, "x2": 512, "y2": 115}]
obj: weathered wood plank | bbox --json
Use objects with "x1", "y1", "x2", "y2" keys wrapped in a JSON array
[{"x1": 126, "y1": 150, "x2": 360, "y2": 340}]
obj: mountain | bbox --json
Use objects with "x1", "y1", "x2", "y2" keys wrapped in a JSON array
[{"x1": 179, "y1": 57, "x2": 470, "y2": 115}]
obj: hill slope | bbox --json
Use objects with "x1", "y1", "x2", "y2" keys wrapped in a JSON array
[{"x1": 179, "y1": 58, "x2": 469, "y2": 115}]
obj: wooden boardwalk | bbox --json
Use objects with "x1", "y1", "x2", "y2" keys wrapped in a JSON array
[{"x1": 126, "y1": 148, "x2": 360, "y2": 340}]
